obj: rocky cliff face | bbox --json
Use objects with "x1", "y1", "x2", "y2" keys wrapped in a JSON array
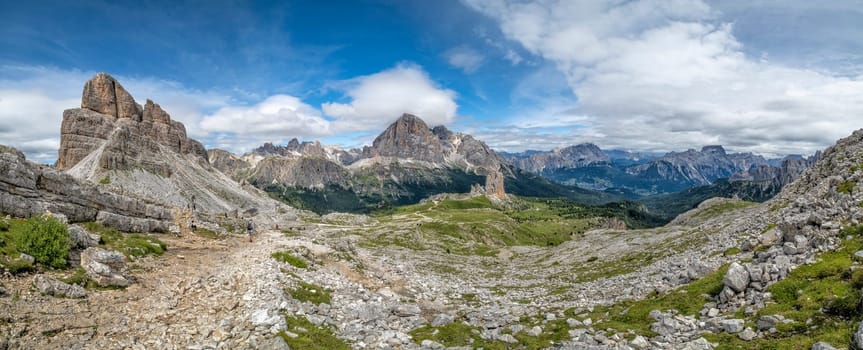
[
  {"x1": 57, "y1": 73, "x2": 277, "y2": 214},
  {"x1": 362, "y1": 114, "x2": 445, "y2": 163},
  {"x1": 251, "y1": 157, "x2": 348, "y2": 189}
]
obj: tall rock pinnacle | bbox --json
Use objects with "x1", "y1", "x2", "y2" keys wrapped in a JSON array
[{"x1": 81, "y1": 73, "x2": 143, "y2": 120}]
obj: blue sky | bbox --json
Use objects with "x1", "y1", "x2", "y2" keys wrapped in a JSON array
[{"x1": 1, "y1": 0, "x2": 863, "y2": 162}]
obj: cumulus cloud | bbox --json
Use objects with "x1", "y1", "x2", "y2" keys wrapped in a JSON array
[
  {"x1": 444, "y1": 46, "x2": 486, "y2": 73},
  {"x1": 463, "y1": 0, "x2": 863, "y2": 156},
  {"x1": 322, "y1": 64, "x2": 458, "y2": 131},
  {"x1": 200, "y1": 94, "x2": 331, "y2": 152}
]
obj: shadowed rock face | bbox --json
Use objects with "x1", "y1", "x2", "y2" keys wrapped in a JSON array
[{"x1": 57, "y1": 73, "x2": 207, "y2": 172}]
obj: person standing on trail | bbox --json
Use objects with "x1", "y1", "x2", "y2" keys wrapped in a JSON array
[{"x1": 247, "y1": 220, "x2": 254, "y2": 242}]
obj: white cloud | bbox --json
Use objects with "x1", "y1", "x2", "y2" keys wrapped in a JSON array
[
  {"x1": 463, "y1": 0, "x2": 863, "y2": 156},
  {"x1": 322, "y1": 64, "x2": 458, "y2": 131},
  {"x1": 444, "y1": 46, "x2": 486, "y2": 73},
  {"x1": 200, "y1": 95, "x2": 331, "y2": 152}
]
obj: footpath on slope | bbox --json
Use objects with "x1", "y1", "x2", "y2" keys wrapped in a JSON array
[{"x1": 0, "y1": 229, "x2": 293, "y2": 350}]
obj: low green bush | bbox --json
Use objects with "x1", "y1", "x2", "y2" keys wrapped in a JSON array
[{"x1": 14, "y1": 215, "x2": 70, "y2": 269}]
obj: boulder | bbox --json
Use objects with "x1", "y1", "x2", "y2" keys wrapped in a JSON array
[
  {"x1": 854, "y1": 321, "x2": 863, "y2": 350},
  {"x1": 33, "y1": 275, "x2": 87, "y2": 298},
  {"x1": 391, "y1": 304, "x2": 421, "y2": 317},
  {"x1": 720, "y1": 319, "x2": 745, "y2": 333},
  {"x1": 723, "y1": 262, "x2": 750, "y2": 293},
  {"x1": 756, "y1": 315, "x2": 781, "y2": 331},
  {"x1": 738, "y1": 327, "x2": 756, "y2": 341},
  {"x1": 67, "y1": 225, "x2": 100, "y2": 249},
  {"x1": 812, "y1": 342, "x2": 837, "y2": 350},
  {"x1": 80, "y1": 247, "x2": 131, "y2": 287}
]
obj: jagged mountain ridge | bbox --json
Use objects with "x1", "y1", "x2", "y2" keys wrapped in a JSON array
[
  {"x1": 210, "y1": 114, "x2": 617, "y2": 213},
  {"x1": 504, "y1": 142, "x2": 810, "y2": 196}
]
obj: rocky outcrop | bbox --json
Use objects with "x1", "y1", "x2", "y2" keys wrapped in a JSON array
[
  {"x1": 0, "y1": 145, "x2": 173, "y2": 231},
  {"x1": 55, "y1": 73, "x2": 279, "y2": 215},
  {"x1": 81, "y1": 247, "x2": 132, "y2": 287},
  {"x1": 485, "y1": 170, "x2": 506, "y2": 199},
  {"x1": 715, "y1": 129, "x2": 863, "y2": 312},
  {"x1": 58, "y1": 74, "x2": 207, "y2": 172}
]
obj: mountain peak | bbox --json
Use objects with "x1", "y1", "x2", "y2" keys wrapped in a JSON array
[
  {"x1": 701, "y1": 145, "x2": 726, "y2": 155},
  {"x1": 366, "y1": 114, "x2": 444, "y2": 162}
]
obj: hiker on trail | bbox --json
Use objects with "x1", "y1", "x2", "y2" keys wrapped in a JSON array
[{"x1": 247, "y1": 220, "x2": 254, "y2": 242}]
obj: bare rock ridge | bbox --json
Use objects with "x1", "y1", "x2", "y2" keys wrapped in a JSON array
[{"x1": 57, "y1": 73, "x2": 207, "y2": 172}]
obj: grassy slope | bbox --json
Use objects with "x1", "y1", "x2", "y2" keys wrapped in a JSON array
[{"x1": 361, "y1": 195, "x2": 665, "y2": 256}]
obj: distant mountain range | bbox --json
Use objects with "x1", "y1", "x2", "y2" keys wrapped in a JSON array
[
  {"x1": 209, "y1": 114, "x2": 621, "y2": 214},
  {"x1": 501, "y1": 143, "x2": 817, "y2": 197}
]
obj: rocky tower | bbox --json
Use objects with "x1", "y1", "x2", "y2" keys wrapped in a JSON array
[
  {"x1": 484, "y1": 169, "x2": 506, "y2": 198},
  {"x1": 56, "y1": 73, "x2": 207, "y2": 174},
  {"x1": 53, "y1": 73, "x2": 277, "y2": 214}
]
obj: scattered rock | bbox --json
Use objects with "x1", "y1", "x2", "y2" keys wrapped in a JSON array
[
  {"x1": 33, "y1": 275, "x2": 87, "y2": 298},
  {"x1": 681, "y1": 337, "x2": 713, "y2": 350},
  {"x1": 527, "y1": 325, "x2": 542, "y2": 337},
  {"x1": 257, "y1": 336, "x2": 290, "y2": 350}
]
